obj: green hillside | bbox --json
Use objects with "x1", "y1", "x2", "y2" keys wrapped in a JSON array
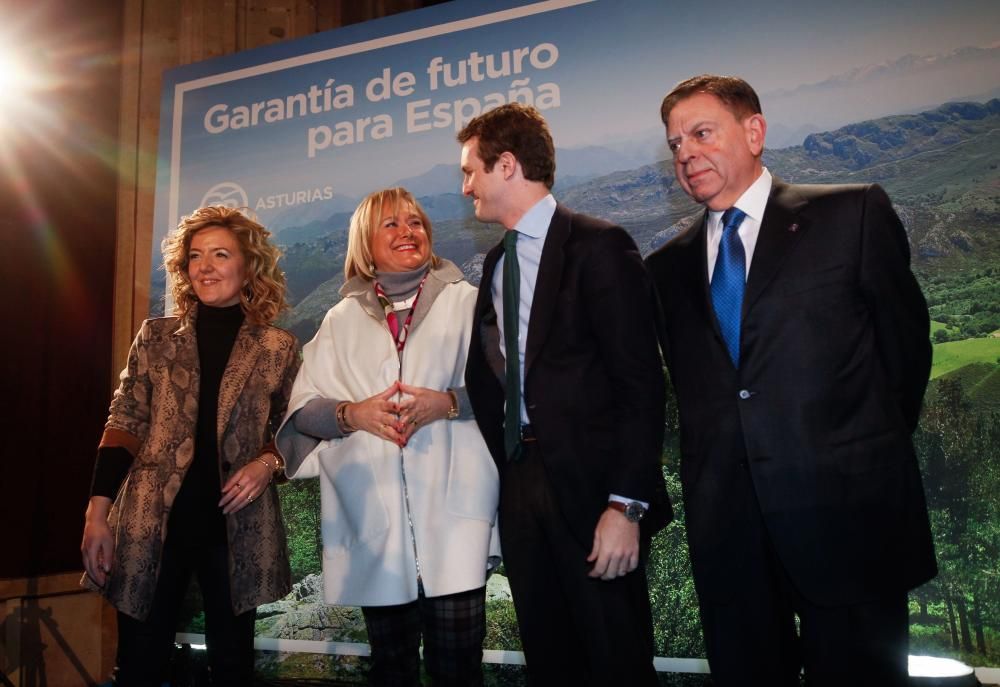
[
  {"x1": 966, "y1": 364, "x2": 1000, "y2": 408},
  {"x1": 921, "y1": 268, "x2": 1000, "y2": 340},
  {"x1": 765, "y1": 100, "x2": 1000, "y2": 282},
  {"x1": 924, "y1": 359, "x2": 1000, "y2": 412},
  {"x1": 931, "y1": 320, "x2": 958, "y2": 335},
  {"x1": 931, "y1": 337, "x2": 1000, "y2": 378}
]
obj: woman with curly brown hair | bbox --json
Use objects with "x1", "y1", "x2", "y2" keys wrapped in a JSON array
[{"x1": 80, "y1": 206, "x2": 300, "y2": 686}]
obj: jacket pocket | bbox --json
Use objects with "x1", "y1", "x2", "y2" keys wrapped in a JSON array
[
  {"x1": 775, "y1": 264, "x2": 851, "y2": 299},
  {"x1": 830, "y1": 430, "x2": 903, "y2": 475},
  {"x1": 446, "y1": 420, "x2": 500, "y2": 522},
  {"x1": 317, "y1": 437, "x2": 389, "y2": 548}
]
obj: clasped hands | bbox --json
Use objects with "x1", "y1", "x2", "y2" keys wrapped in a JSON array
[{"x1": 343, "y1": 381, "x2": 452, "y2": 447}]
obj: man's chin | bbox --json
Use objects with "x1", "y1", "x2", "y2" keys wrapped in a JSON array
[
  {"x1": 684, "y1": 177, "x2": 719, "y2": 203},
  {"x1": 690, "y1": 187, "x2": 720, "y2": 206}
]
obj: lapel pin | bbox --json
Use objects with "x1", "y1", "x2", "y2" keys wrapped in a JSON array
[{"x1": 788, "y1": 223, "x2": 799, "y2": 233}]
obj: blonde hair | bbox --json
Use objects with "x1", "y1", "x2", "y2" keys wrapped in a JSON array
[
  {"x1": 162, "y1": 206, "x2": 289, "y2": 326},
  {"x1": 344, "y1": 187, "x2": 439, "y2": 281}
]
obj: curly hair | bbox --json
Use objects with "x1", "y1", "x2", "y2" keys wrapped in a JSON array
[
  {"x1": 162, "y1": 206, "x2": 289, "y2": 326},
  {"x1": 344, "y1": 187, "x2": 439, "y2": 281},
  {"x1": 660, "y1": 74, "x2": 763, "y2": 126},
  {"x1": 456, "y1": 103, "x2": 556, "y2": 189}
]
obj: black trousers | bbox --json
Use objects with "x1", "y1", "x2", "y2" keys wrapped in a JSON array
[
  {"x1": 698, "y1": 471, "x2": 910, "y2": 687},
  {"x1": 115, "y1": 534, "x2": 256, "y2": 687},
  {"x1": 498, "y1": 442, "x2": 659, "y2": 686},
  {"x1": 362, "y1": 585, "x2": 487, "y2": 687}
]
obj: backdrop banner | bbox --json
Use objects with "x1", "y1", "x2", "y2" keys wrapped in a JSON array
[{"x1": 152, "y1": 0, "x2": 1000, "y2": 678}]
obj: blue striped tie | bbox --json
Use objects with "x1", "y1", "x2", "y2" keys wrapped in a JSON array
[{"x1": 711, "y1": 208, "x2": 747, "y2": 367}]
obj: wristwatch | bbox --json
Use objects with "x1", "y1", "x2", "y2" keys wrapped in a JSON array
[{"x1": 608, "y1": 500, "x2": 646, "y2": 523}]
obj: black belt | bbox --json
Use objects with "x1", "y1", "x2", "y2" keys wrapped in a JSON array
[{"x1": 519, "y1": 424, "x2": 537, "y2": 443}]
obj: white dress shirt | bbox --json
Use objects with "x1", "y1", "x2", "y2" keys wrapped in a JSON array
[{"x1": 706, "y1": 167, "x2": 772, "y2": 280}]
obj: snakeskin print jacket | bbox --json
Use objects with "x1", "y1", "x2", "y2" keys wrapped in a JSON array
[{"x1": 90, "y1": 313, "x2": 300, "y2": 620}]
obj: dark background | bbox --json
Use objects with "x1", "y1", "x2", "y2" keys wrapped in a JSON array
[{"x1": 0, "y1": 0, "x2": 123, "y2": 578}]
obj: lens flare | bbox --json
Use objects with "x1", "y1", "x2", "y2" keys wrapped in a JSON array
[{"x1": 0, "y1": 31, "x2": 114, "y2": 322}]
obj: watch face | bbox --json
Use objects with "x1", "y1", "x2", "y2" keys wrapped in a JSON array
[{"x1": 625, "y1": 502, "x2": 645, "y2": 522}]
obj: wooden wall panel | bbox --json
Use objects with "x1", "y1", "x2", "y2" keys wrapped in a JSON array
[
  {"x1": 179, "y1": 0, "x2": 239, "y2": 62},
  {"x1": 245, "y1": 1, "x2": 292, "y2": 44},
  {"x1": 316, "y1": 1, "x2": 343, "y2": 32},
  {"x1": 112, "y1": 0, "x2": 145, "y2": 386},
  {"x1": 115, "y1": 0, "x2": 183, "y2": 381},
  {"x1": 293, "y1": 0, "x2": 320, "y2": 37},
  {"x1": 0, "y1": 573, "x2": 116, "y2": 686}
]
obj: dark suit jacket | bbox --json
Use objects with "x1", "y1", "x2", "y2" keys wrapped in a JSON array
[
  {"x1": 466, "y1": 204, "x2": 671, "y2": 547},
  {"x1": 645, "y1": 178, "x2": 937, "y2": 606}
]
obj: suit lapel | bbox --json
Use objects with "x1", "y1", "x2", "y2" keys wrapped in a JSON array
[
  {"x1": 479, "y1": 242, "x2": 502, "y2": 310},
  {"x1": 742, "y1": 179, "x2": 808, "y2": 317},
  {"x1": 171, "y1": 324, "x2": 201, "y2": 448},
  {"x1": 477, "y1": 242, "x2": 505, "y2": 381},
  {"x1": 668, "y1": 211, "x2": 723, "y2": 342},
  {"x1": 687, "y1": 211, "x2": 721, "y2": 339},
  {"x1": 216, "y1": 321, "x2": 263, "y2": 446},
  {"x1": 524, "y1": 205, "x2": 570, "y2": 377}
]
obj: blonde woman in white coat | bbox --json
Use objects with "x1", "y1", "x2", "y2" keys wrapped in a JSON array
[{"x1": 276, "y1": 187, "x2": 499, "y2": 687}]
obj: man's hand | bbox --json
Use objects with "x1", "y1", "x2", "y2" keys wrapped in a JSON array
[{"x1": 586, "y1": 506, "x2": 640, "y2": 580}]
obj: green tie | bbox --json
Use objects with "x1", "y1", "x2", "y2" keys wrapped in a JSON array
[{"x1": 502, "y1": 230, "x2": 523, "y2": 462}]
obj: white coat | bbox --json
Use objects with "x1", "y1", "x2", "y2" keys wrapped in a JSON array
[{"x1": 277, "y1": 260, "x2": 499, "y2": 606}]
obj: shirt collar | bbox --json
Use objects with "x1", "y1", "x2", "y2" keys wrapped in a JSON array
[
  {"x1": 513, "y1": 194, "x2": 556, "y2": 239},
  {"x1": 709, "y1": 167, "x2": 772, "y2": 224}
]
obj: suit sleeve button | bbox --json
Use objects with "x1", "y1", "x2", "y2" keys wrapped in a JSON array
[{"x1": 739, "y1": 389, "x2": 752, "y2": 400}]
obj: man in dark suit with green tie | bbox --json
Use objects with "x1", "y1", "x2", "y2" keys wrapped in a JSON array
[{"x1": 459, "y1": 103, "x2": 670, "y2": 685}]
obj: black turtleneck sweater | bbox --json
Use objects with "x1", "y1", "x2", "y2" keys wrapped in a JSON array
[{"x1": 91, "y1": 302, "x2": 244, "y2": 544}]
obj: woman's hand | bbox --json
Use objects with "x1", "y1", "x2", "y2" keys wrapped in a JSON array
[
  {"x1": 396, "y1": 383, "x2": 454, "y2": 445},
  {"x1": 81, "y1": 496, "x2": 115, "y2": 587},
  {"x1": 219, "y1": 458, "x2": 273, "y2": 515},
  {"x1": 344, "y1": 383, "x2": 405, "y2": 446}
]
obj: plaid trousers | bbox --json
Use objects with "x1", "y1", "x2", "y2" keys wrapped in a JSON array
[{"x1": 362, "y1": 585, "x2": 487, "y2": 687}]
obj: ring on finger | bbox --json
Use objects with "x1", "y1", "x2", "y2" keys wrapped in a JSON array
[{"x1": 235, "y1": 483, "x2": 243, "y2": 490}]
